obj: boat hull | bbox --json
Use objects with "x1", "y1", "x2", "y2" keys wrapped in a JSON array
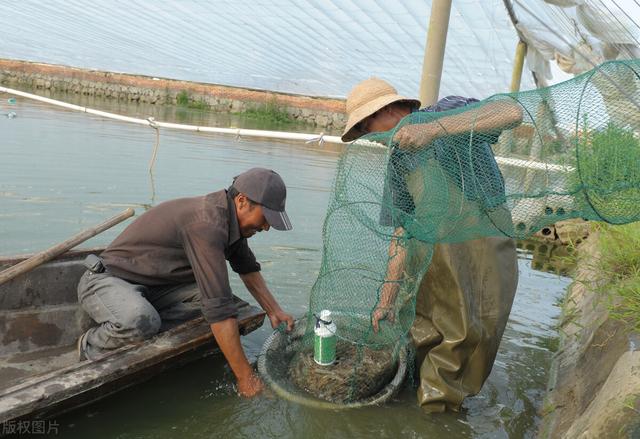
[{"x1": 0, "y1": 249, "x2": 265, "y2": 422}]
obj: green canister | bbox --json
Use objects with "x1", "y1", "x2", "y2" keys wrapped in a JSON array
[{"x1": 314, "y1": 310, "x2": 337, "y2": 366}]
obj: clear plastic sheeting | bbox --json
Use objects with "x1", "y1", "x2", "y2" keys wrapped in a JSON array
[
  {"x1": 576, "y1": 0, "x2": 640, "y2": 45},
  {"x1": 1, "y1": 1, "x2": 638, "y2": 98},
  {"x1": 0, "y1": 0, "x2": 533, "y2": 99},
  {"x1": 514, "y1": 0, "x2": 640, "y2": 79}
]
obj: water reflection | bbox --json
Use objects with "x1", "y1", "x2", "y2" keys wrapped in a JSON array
[{"x1": 516, "y1": 238, "x2": 575, "y2": 276}]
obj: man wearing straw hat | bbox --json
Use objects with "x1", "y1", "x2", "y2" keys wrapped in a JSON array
[
  {"x1": 76, "y1": 168, "x2": 294, "y2": 398},
  {"x1": 342, "y1": 78, "x2": 522, "y2": 412}
]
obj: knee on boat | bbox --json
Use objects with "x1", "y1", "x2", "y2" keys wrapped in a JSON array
[{"x1": 119, "y1": 310, "x2": 161, "y2": 339}]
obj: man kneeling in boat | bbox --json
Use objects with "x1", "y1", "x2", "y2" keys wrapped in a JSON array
[{"x1": 77, "y1": 167, "x2": 294, "y2": 397}]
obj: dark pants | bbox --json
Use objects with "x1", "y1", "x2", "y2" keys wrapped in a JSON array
[{"x1": 77, "y1": 270, "x2": 201, "y2": 360}]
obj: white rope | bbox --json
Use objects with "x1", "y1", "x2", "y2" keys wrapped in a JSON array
[
  {"x1": 147, "y1": 117, "x2": 160, "y2": 172},
  {"x1": 0, "y1": 85, "x2": 571, "y2": 172}
]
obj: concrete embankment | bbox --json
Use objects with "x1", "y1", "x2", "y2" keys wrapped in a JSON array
[
  {"x1": 539, "y1": 234, "x2": 640, "y2": 439},
  {"x1": 0, "y1": 58, "x2": 347, "y2": 130}
]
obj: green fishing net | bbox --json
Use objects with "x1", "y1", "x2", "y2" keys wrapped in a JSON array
[{"x1": 260, "y1": 60, "x2": 640, "y2": 404}]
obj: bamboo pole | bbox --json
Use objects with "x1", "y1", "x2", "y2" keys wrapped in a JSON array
[
  {"x1": 510, "y1": 41, "x2": 528, "y2": 92},
  {"x1": 419, "y1": 0, "x2": 453, "y2": 106},
  {"x1": 0, "y1": 208, "x2": 135, "y2": 285}
]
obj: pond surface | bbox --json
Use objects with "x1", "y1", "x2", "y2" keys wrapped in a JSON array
[{"x1": 0, "y1": 93, "x2": 571, "y2": 438}]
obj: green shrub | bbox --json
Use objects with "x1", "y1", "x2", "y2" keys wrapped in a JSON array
[
  {"x1": 577, "y1": 120, "x2": 640, "y2": 192},
  {"x1": 176, "y1": 90, "x2": 190, "y2": 106},
  {"x1": 566, "y1": 119, "x2": 640, "y2": 222}
]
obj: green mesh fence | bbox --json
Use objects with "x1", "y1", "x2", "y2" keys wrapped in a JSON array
[{"x1": 261, "y1": 59, "x2": 640, "y2": 405}]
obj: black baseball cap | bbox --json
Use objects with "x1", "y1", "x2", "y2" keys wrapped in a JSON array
[{"x1": 231, "y1": 168, "x2": 292, "y2": 231}]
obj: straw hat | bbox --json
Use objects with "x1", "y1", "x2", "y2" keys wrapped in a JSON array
[{"x1": 341, "y1": 78, "x2": 421, "y2": 142}]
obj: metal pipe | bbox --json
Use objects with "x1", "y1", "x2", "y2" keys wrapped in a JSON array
[{"x1": 419, "y1": 0, "x2": 453, "y2": 106}]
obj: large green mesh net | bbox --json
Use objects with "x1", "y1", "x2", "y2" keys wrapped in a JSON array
[{"x1": 260, "y1": 59, "x2": 640, "y2": 405}]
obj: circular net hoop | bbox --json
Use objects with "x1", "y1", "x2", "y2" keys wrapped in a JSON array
[{"x1": 258, "y1": 314, "x2": 409, "y2": 408}]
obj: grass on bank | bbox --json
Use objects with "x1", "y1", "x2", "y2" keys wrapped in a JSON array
[
  {"x1": 176, "y1": 90, "x2": 301, "y2": 125},
  {"x1": 176, "y1": 90, "x2": 209, "y2": 110},
  {"x1": 241, "y1": 99, "x2": 296, "y2": 124},
  {"x1": 595, "y1": 222, "x2": 640, "y2": 332},
  {"x1": 572, "y1": 222, "x2": 640, "y2": 332}
]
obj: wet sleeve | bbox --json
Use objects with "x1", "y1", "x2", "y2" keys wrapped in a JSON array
[
  {"x1": 227, "y1": 238, "x2": 261, "y2": 274},
  {"x1": 181, "y1": 220, "x2": 238, "y2": 324}
]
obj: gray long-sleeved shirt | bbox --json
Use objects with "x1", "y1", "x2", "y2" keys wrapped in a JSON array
[{"x1": 101, "y1": 190, "x2": 260, "y2": 323}]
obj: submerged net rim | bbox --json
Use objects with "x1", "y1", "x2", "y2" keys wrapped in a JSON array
[{"x1": 257, "y1": 320, "x2": 409, "y2": 409}]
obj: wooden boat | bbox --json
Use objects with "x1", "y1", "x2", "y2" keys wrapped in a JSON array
[{"x1": 0, "y1": 248, "x2": 266, "y2": 423}]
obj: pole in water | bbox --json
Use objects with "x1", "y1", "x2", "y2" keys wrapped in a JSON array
[{"x1": 314, "y1": 310, "x2": 337, "y2": 366}]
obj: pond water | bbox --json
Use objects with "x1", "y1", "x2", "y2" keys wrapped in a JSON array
[{"x1": 0, "y1": 93, "x2": 571, "y2": 438}]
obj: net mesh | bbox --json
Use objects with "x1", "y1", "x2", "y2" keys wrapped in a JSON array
[{"x1": 262, "y1": 59, "x2": 640, "y2": 404}]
